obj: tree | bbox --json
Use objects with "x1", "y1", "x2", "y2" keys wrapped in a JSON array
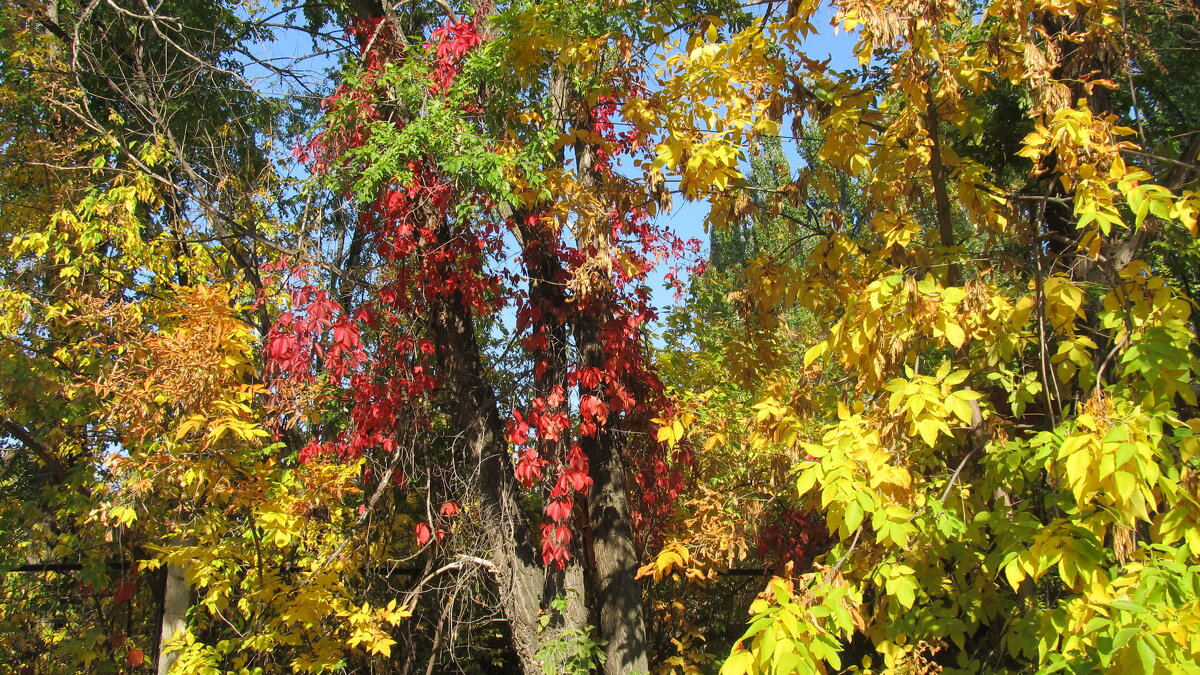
[
  {"x1": 268, "y1": 1, "x2": 721, "y2": 670},
  {"x1": 647, "y1": 0, "x2": 1200, "y2": 672},
  {"x1": 0, "y1": 1, "x2": 367, "y2": 672},
  {"x1": 4, "y1": 0, "x2": 1200, "y2": 672}
]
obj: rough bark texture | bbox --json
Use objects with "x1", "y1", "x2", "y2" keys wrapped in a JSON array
[
  {"x1": 340, "y1": 4, "x2": 650, "y2": 669},
  {"x1": 571, "y1": 93, "x2": 651, "y2": 674},
  {"x1": 516, "y1": 202, "x2": 650, "y2": 671},
  {"x1": 577, "y1": 316, "x2": 650, "y2": 675},
  {"x1": 335, "y1": 3, "x2": 591, "y2": 668},
  {"x1": 428, "y1": 275, "x2": 588, "y2": 671}
]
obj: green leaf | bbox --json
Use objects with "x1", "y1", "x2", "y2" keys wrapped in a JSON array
[
  {"x1": 1135, "y1": 637, "x2": 1156, "y2": 673},
  {"x1": 1111, "y1": 600, "x2": 1145, "y2": 614},
  {"x1": 844, "y1": 500, "x2": 864, "y2": 533},
  {"x1": 1113, "y1": 626, "x2": 1138, "y2": 650}
]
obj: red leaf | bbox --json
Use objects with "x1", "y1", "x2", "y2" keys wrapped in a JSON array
[
  {"x1": 113, "y1": 579, "x2": 136, "y2": 604},
  {"x1": 515, "y1": 449, "x2": 546, "y2": 488},
  {"x1": 545, "y1": 497, "x2": 572, "y2": 522},
  {"x1": 564, "y1": 468, "x2": 592, "y2": 494},
  {"x1": 540, "y1": 523, "x2": 573, "y2": 568},
  {"x1": 505, "y1": 411, "x2": 530, "y2": 446},
  {"x1": 416, "y1": 522, "x2": 432, "y2": 547},
  {"x1": 579, "y1": 367, "x2": 602, "y2": 390},
  {"x1": 579, "y1": 395, "x2": 608, "y2": 426}
]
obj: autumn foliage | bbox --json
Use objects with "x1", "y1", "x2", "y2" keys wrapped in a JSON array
[{"x1": 3, "y1": 0, "x2": 1200, "y2": 673}]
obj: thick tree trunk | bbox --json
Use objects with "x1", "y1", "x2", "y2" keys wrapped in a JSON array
[
  {"x1": 516, "y1": 206, "x2": 650, "y2": 671},
  {"x1": 428, "y1": 286, "x2": 588, "y2": 671},
  {"x1": 343, "y1": 4, "x2": 648, "y2": 668},
  {"x1": 568, "y1": 90, "x2": 651, "y2": 674},
  {"x1": 576, "y1": 317, "x2": 650, "y2": 675}
]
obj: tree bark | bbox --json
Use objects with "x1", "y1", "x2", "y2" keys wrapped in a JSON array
[
  {"x1": 154, "y1": 563, "x2": 188, "y2": 675},
  {"x1": 576, "y1": 316, "x2": 650, "y2": 675},
  {"x1": 343, "y1": 4, "x2": 648, "y2": 669},
  {"x1": 427, "y1": 277, "x2": 588, "y2": 671},
  {"x1": 570, "y1": 91, "x2": 651, "y2": 674}
]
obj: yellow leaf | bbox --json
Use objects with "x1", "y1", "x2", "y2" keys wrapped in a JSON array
[
  {"x1": 943, "y1": 320, "x2": 965, "y2": 348},
  {"x1": 721, "y1": 651, "x2": 754, "y2": 675},
  {"x1": 656, "y1": 425, "x2": 674, "y2": 444},
  {"x1": 803, "y1": 341, "x2": 827, "y2": 367},
  {"x1": 1004, "y1": 558, "x2": 1026, "y2": 592},
  {"x1": 947, "y1": 395, "x2": 975, "y2": 425},
  {"x1": 872, "y1": 465, "x2": 911, "y2": 490},
  {"x1": 370, "y1": 636, "x2": 395, "y2": 657}
]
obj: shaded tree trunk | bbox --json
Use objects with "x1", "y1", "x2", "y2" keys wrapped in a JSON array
[
  {"x1": 570, "y1": 91, "x2": 651, "y2": 675},
  {"x1": 577, "y1": 316, "x2": 649, "y2": 675},
  {"x1": 427, "y1": 274, "x2": 588, "y2": 671}
]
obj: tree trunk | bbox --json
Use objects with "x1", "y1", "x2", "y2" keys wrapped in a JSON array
[
  {"x1": 428, "y1": 283, "x2": 588, "y2": 671},
  {"x1": 154, "y1": 563, "x2": 188, "y2": 675},
  {"x1": 568, "y1": 87, "x2": 651, "y2": 674},
  {"x1": 577, "y1": 316, "x2": 649, "y2": 675}
]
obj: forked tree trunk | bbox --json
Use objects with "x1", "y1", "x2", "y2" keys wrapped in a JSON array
[
  {"x1": 429, "y1": 286, "x2": 589, "y2": 671},
  {"x1": 343, "y1": 1, "x2": 650, "y2": 668}
]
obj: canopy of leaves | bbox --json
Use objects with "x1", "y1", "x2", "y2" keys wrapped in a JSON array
[{"x1": 2, "y1": 0, "x2": 1200, "y2": 673}]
